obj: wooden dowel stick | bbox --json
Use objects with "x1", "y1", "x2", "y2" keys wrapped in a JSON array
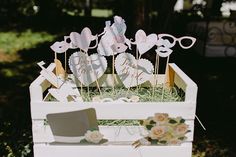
[
  {"x1": 64, "y1": 51, "x2": 67, "y2": 79},
  {"x1": 161, "y1": 56, "x2": 170, "y2": 101},
  {"x1": 83, "y1": 50, "x2": 102, "y2": 96},
  {"x1": 152, "y1": 54, "x2": 159, "y2": 98},
  {"x1": 112, "y1": 51, "x2": 115, "y2": 94},
  {"x1": 54, "y1": 52, "x2": 59, "y2": 88}
]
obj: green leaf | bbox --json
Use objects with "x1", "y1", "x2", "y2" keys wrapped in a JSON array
[
  {"x1": 180, "y1": 119, "x2": 185, "y2": 123},
  {"x1": 150, "y1": 120, "x2": 156, "y2": 124},
  {"x1": 151, "y1": 139, "x2": 159, "y2": 145},
  {"x1": 178, "y1": 136, "x2": 187, "y2": 140},
  {"x1": 159, "y1": 140, "x2": 167, "y2": 144},
  {"x1": 140, "y1": 120, "x2": 144, "y2": 125},
  {"x1": 169, "y1": 119, "x2": 177, "y2": 124},
  {"x1": 146, "y1": 125, "x2": 153, "y2": 130}
]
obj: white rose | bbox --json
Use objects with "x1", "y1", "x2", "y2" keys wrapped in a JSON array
[
  {"x1": 167, "y1": 138, "x2": 182, "y2": 145},
  {"x1": 84, "y1": 130, "x2": 104, "y2": 144},
  {"x1": 149, "y1": 126, "x2": 166, "y2": 140},
  {"x1": 153, "y1": 113, "x2": 169, "y2": 125},
  {"x1": 174, "y1": 123, "x2": 189, "y2": 136}
]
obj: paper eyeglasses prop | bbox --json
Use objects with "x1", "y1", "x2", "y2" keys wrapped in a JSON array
[{"x1": 156, "y1": 34, "x2": 196, "y2": 57}]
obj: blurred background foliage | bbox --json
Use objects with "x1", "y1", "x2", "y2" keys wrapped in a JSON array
[{"x1": 0, "y1": 0, "x2": 236, "y2": 157}]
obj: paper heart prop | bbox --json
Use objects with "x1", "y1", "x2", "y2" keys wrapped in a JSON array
[
  {"x1": 50, "y1": 41, "x2": 69, "y2": 53},
  {"x1": 69, "y1": 27, "x2": 97, "y2": 52},
  {"x1": 115, "y1": 53, "x2": 154, "y2": 88},
  {"x1": 135, "y1": 30, "x2": 157, "y2": 55},
  {"x1": 69, "y1": 52, "x2": 107, "y2": 86}
]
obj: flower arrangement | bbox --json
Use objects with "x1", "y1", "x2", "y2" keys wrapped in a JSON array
[{"x1": 133, "y1": 113, "x2": 190, "y2": 147}]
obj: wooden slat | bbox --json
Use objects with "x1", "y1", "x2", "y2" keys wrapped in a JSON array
[
  {"x1": 33, "y1": 142, "x2": 192, "y2": 157},
  {"x1": 30, "y1": 63, "x2": 56, "y2": 101},
  {"x1": 32, "y1": 120, "x2": 194, "y2": 143},
  {"x1": 31, "y1": 101, "x2": 196, "y2": 120},
  {"x1": 168, "y1": 64, "x2": 198, "y2": 102}
]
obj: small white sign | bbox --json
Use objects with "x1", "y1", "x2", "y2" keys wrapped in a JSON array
[
  {"x1": 69, "y1": 51, "x2": 107, "y2": 86},
  {"x1": 115, "y1": 53, "x2": 154, "y2": 88},
  {"x1": 135, "y1": 30, "x2": 157, "y2": 55}
]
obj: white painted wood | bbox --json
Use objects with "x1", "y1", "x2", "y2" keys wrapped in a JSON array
[
  {"x1": 32, "y1": 120, "x2": 194, "y2": 143},
  {"x1": 30, "y1": 63, "x2": 55, "y2": 102},
  {"x1": 33, "y1": 143, "x2": 192, "y2": 157},
  {"x1": 31, "y1": 101, "x2": 196, "y2": 120},
  {"x1": 30, "y1": 63, "x2": 197, "y2": 157},
  {"x1": 169, "y1": 63, "x2": 198, "y2": 102}
]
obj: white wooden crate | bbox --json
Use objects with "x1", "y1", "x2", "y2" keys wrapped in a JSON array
[{"x1": 30, "y1": 63, "x2": 197, "y2": 157}]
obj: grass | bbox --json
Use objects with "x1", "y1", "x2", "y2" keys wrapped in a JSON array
[{"x1": 0, "y1": 29, "x2": 55, "y2": 62}]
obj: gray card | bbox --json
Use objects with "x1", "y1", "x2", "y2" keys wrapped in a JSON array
[{"x1": 46, "y1": 108, "x2": 99, "y2": 143}]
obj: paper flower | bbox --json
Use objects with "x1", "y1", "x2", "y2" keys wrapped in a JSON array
[
  {"x1": 174, "y1": 123, "x2": 189, "y2": 136},
  {"x1": 149, "y1": 126, "x2": 167, "y2": 140},
  {"x1": 84, "y1": 130, "x2": 104, "y2": 144},
  {"x1": 153, "y1": 113, "x2": 169, "y2": 125},
  {"x1": 134, "y1": 113, "x2": 190, "y2": 147},
  {"x1": 167, "y1": 138, "x2": 182, "y2": 145}
]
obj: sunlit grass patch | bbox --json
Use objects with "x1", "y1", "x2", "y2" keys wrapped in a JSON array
[{"x1": 0, "y1": 29, "x2": 56, "y2": 62}]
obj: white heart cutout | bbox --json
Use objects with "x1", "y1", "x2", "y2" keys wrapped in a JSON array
[
  {"x1": 69, "y1": 27, "x2": 94, "y2": 52},
  {"x1": 69, "y1": 52, "x2": 107, "y2": 86},
  {"x1": 115, "y1": 53, "x2": 154, "y2": 88},
  {"x1": 135, "y1": 30, "x2": 157, "y2": 55}
]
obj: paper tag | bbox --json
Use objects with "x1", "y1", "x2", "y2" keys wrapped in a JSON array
[
  {"x1": 135, "y1": 30, "x2": 157, "y2": 55},
  {"x1": 115, "y1": 53, "x2": 154, "y2": 88},
  {"x1": 69, "y1": 51, "x2": 107, "y2": 86}
]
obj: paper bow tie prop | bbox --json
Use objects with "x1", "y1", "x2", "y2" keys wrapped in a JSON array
[{"x1": 155, "y1": 34, "x2": 196, "y2": 57}]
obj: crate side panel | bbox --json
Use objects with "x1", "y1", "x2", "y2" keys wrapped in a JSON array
[
  {"x1": 34, "y1": 143, "x2": 192, "y2": 157},
  {"x1": 31, "y1": 101, "x2": 196, "y2": 120},
  {"x1": 32, "y1": 121, "x2": 194, "y2": 143},
  {"x1": 169, "y1": 63, "x2": 198, "y2": 102}
]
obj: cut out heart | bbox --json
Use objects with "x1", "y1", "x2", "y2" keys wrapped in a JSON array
[
  {"x1": 69, "y1": 52, "x2": 107, "y2": 86},
  {"x1": 135, "y1": 30, "x2": 157, "y2": 55},
  {"x1": 115, "y1": 53, "x2": 154, "y2": 88},
  {"x1": 69, "y1": 27, "x2": 96, "y2": 52}
]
